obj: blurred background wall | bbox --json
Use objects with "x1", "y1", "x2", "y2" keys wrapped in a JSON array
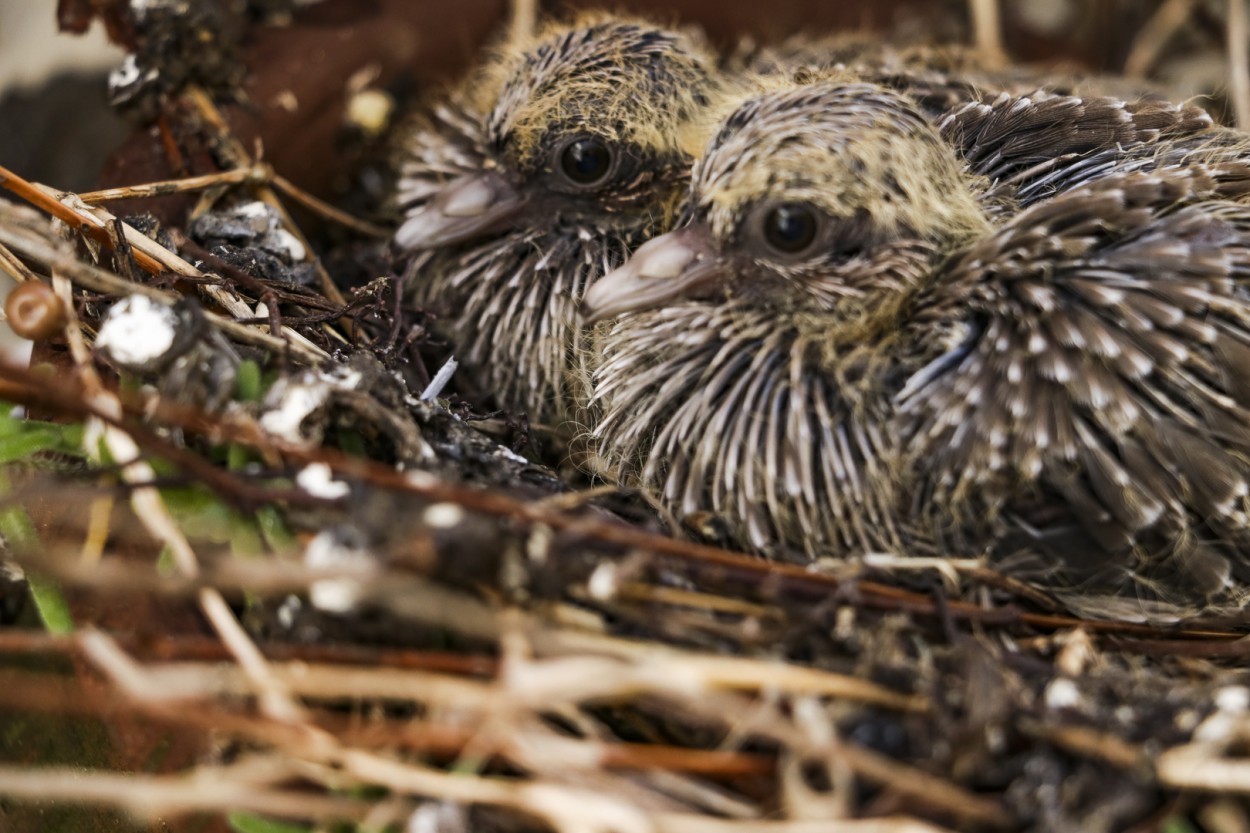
[{"x1": 0, "y1": 3, "x2": 127, "y2": 368}]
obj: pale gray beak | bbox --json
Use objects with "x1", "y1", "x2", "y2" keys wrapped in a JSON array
[
  {"x1": 395, "y1": 172, "x2": 527, "y2": 250},
  {"x1": 581, "y1": 225, "x2": 722, "y2": 324}
]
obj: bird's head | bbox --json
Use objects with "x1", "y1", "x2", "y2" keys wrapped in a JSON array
[
  {"x1": 396, "y1": 16, "x2": 719, "y2": 251},
  {"x1": 582, "y1": 81, "x2": 991, "y2": 329}
]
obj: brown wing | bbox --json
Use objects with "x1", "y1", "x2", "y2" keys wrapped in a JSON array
[
  {"x1": 938, "y1": 91, "x2": 1215, "y2": 205},
  {"x1": 900, "y1": 164, "x2": 1250, "y2": 611}
]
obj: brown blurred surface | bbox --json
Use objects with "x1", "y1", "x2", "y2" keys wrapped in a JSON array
[
  {"x1": 86, "y1": 0, "x2": 1229, "y2": 225},
  {"x1": 93, "y1": 0, "x2": 974, "y2": 219}
]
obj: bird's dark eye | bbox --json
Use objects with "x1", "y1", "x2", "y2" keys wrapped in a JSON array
[
  {"x1": 558, "y1": 137, "x2": 614, "y2": 185},
  {"x1": 763, "y1": 203, "x2": 819, "y2": 254}
]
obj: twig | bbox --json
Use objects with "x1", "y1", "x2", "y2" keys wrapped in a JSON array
[
  {"x1": 968, "y1": 0, "x2": 1008, "y2": 69},
  {"x1": 824, "y1": 742, "x2": 1011, "y2": 828},
  {"x1": 653, "y1": 817, "x2": 958, "y2": 833},
  {"x1": 181, "y1": 87, "x2": 351, "y2": 307},
  {"x1": 0, "y1": 167, "x2": 329, "y2": 360},
  {"x1": 0, "y1": 630, "x2": 496, "y2": 675},
  {"x1": 615, "y1": 582, "x2": 776, "y2": 618},
  {"x1": 1124, "y1": 0, "x2": 1199, "y2": 77},
  {"x1": 0, "y1": 666, "x2": 773, "y2": 778},
  {"x1": 0, "y1": 206, "x2": 326, "y2": 363},
  {"x1": 80, "y1": 164, "x2": 391, "y2": 240},
  {"x1": 0, "y1": 239, "x2": 38, "y2": 283},
  {"x1": 270, "y1": 171, "x2": 391, "y2": 238},
  {"x1": 1158, "y1": 743, "x2": 1250, "y2": 793},
  {"x1": 76, "y1": 167, "x2": 263, "y2": 203},
  {"x1": 39, "y1": 180, "x2": 329, "y2": 358},
  {"x1": 509, "y1": 0, "x2": 539, "y2": 44},
  {"x1": 1229, "y1": 0, "x2": 1250, "y2": 130},
  {"x1": 1019, "y1": 719, "x2": 1150, "y2": 772},
  {"x1": 0, "y1": 765, "x2": 370, "y2": 823},
  {"x1": 3, "y1": 351, "x2": 1239, "y2": 642}
]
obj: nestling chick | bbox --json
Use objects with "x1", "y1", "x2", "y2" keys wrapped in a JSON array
[
  {"x1": 394, "y1": 16, "x2": 723, "y2": 430},
  {"x1": 583, "y1": 79, "x2": 1250, "y2": 617},
  {"x1": 583, "y1": 81, "x2": 988, "y2": 559}
]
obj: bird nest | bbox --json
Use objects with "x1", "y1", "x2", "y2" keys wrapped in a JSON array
[{"x1": 4, "y1": 3, "x2": 1250, "y2": 833}]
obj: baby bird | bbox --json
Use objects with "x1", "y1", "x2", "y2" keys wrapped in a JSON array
[
  {"x1": 582, "y1": 79, "x2": 1250, "y2": 617},
  {"x1": 394, "y1": 16, "x2": 723, "y2": 430},
  {"x1": 583, "y1": 81, "x2": 988, "y2": 560}
]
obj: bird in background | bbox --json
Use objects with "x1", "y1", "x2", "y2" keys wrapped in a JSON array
[
  {"x1": 581, "y1": 77, "x2": 1250, "y2": 620},
  {"x1": 393, "y1": 15, "x2": 729, "y2": 432}
]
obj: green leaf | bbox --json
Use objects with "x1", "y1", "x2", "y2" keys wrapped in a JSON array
[
  {"x1": 0, "y1": 502, "x2": 38, "y2": 549},
  {"x1": 339, "y1": 430, "x2": 367, "y2": 458},
  {"x1": 27, "y1": 573, "x2": 74, "y2": 634},
  {"x1": 155, "y1": 545, "x2": 176, "y2": 576},
  {"x1": 230, "y1": 518, "x2": 263, "y2": 557},
  {"x1": 235, "y1": 360, "x2": 263, "y2": 402},
  {"x1": 59, "y1": 422, "x2": 84, "y2": 449},
  {"x1": 0, "y1": 405, "x2": 87, "y2": 463},
  {"x1": 227, "y1": 443, "x2": 253, "y2": 471},
  {"x1": 1160, "y1": 817, "x2": 1199, "y2": 833},
  {"x1": 255, "y1": 505, "x2": 295, "y2": 552},
  {"x1": 227, "y1": 812, "x2": 313, "y2": 833},
  {"x1": 0, "y1": 428, "x2": 66, "y2": 464}
]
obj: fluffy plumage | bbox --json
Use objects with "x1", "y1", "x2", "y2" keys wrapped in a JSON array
[
  {"x1": 582, "y1": 78, "x2": 1250, "y2": 618},
  {"x1": 394, "y1": 17, "x2": 723, "y2": 430}
]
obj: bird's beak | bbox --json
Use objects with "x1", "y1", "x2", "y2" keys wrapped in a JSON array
[
  {"x1": 395, "y1": 172, "x2": 527, "y2": 250},
  {"x1": 581, "y1": 225, "x2": 722, "y2": 324}
]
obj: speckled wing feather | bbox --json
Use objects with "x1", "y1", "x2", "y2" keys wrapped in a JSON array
[
  {"x1": 938, "y1": 92, "x2": 1214, "y2": 206},
  {"x1": 900, "y1": 162, "x2": 1250, "y2": 612}
]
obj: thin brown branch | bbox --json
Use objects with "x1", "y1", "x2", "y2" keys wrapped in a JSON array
[
  {"x1": 1158, "y1": 743, "x2": 1250, "y2": 793},
  {"x1": 0, "y1": 173, "x2": 328, "y2": 362},
  {"x1": 270, "y1": 172, "x2": 391, "y2": 238},
  {"x1": 1020, "y1": 719, "x2": 1150, "y2": 773},
  {"x1": 829, "y1": 742, "x2": 1012, "y2": 828},
  {"x1": 76, "y1": 167, "x2": 263, "y2": 203},
  {"x1": 3, "y1": 353, "x2": 1239, "y2": 642},
  {"x1": 181, "y1": 87, "x2": 351, "y2": 307},
  {"x1": 0, "y1": 214, "x2": 322, "y2": 362},
  {"x1": 1125, "y1": 0, "x2": 1199, "y2": 76},
  {"x1": 968, "y1": 0, "x2": 1008, "y2": 69},
  {"x1": 509, "y1": 0, "x2": 539, "y2": 43},
  {"x1": 1230, "y1": 0, "x2": 1250, "y2": 129},
  {"x1": 0, "y1": 630, "x2": 497, "y2": 675},
  {"x1": 0, "y1": 239, "x2": 39, "y2": 283}
]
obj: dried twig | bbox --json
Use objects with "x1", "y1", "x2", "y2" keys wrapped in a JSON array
[
  {"x1": 968, "y1": 0, "x2": 1007, "y2": 69},
  {"x1": 1230, "y1": 0, "x2": 1250, "y2": 130},
  {"x1": 0, "y1": 210, "x2": 326, "y2": 363},
  {"x1": 1124, "y1": 0, "x2": 1199, "y2": 77},
  {"x1": 1159, "y1": 743, "x2": 1250, "y2": 793},
  {"x1": 0, "y1": 239, "x2": 38, "y2": 283},
  {"x1": 0, "y1": 765, "x2": 371, "y2": 823},
  {"x1": 510, "y1": 0, "x2": 539, "y2": 44},
  {"x1": 181, "y1": 87, "x2": 352, "y2": 306},
  {"x1": 77, "y1": 167, "x2": 263, "y2": 203}
]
